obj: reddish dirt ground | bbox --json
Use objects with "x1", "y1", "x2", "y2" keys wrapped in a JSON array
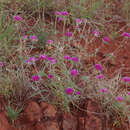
[{"x1": 1, "y1": 96, "x2": 129, "y2": 130}]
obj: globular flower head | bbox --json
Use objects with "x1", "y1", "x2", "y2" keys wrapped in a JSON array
[
  {"x1": 71, "y1": 57, "x2": 79, "y2": 62},
  {"x1": 58, "y1": 17, "x2": 62, "y2": 22},
  {"x1": 128, "y1": 92, "x2": 130, "y2": 95},
  {"x1": 64, "y1": 55, "x2": 71, "y2": 60},
  {"x1": 95, "y1": 64, "x2": 102, "y2": 71},
  {"x1": 93, "y1": 30, "x2": 100, "y2": 37},
  {"x1": 23, "y1": 35, "x2": 27, "y2": 39},
  {"x1": 103, "y1": 36, "x2": 110, "y2": 42},
  {"x1": 122, "y1": 77, "x2": 130, "y2": 82},
  {"x1": 76, "y1": 18, "x2": 82, "y2": 24},
  {"x1": 32, "y1": 75, "x2": 40, "y2": 81},
  {"x1": 0, "y1": 61, "x2": 3, "y2": 67},
  {"x1": 48, "y1": 74, "x2": 54, "y2": 79},
  {"x1": 47, "y1": 40, "x2": 53, "y2": 44},
  {"x1": 66, "y1": 32, "x2": 72, "y2": 37},
  {"x1": 117, "y1": 96, "x2": 123, "y2": 102},
  {"x1": 30, "y1": 35, "x2": 38, "y2": 41},
  {"x1": 55, "y1": 11, "x2": 61, "y2": 15},
  {"x1": 101, "y1": 88, "x2": 108, "y2": 94},
  {"x1": 70, "y1": 69, "x2": 78, "y2": 76},
  {"x1": 96, "y1": 74, "x2": 104, "y2": 79},
  {"x1": 76, "y1": 91, "x2": 81, "y2": 95},
  {"x1": 61, "y1": 11, "x2": 69, "y2": 16},
  {"x1": 83, "y1": 18, "x2": 87, "y2": 23},
  {"x1": 47, "y1": 57, "x2": 56, "y2": 64},
  {"x1": 65, "y1": 88, "x2": 74, "y2": 95},
  {"x1": 26, "y1": 56, "x2": 38, "y2": 64},
  {"x1": 122, "y1": 32, "x2": 130, "y2": 38},
  {"x1": 39, "y1": 54, "x2": 47, "y2": 60},
  {"x1": 13, "y1": 15, "x2": 23, "y2": 21}
]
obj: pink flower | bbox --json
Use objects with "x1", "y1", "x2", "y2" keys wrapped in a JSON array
[
  {"x1": 26, "y1": 56, "x2": 38, "y2": 64},
  {"x1": 64, "y1": 55, "x2": 71, "y2": 60},
  {"x1": 122, "y1": 32, "x2": 130, "y2": 38},
  {"x1": 23, "y1": 35, "x2": 27, "y2": 39},
  {"x1": 39, "y1": 54, "x2": 47, "y2": 60},
  {"x1": 122, "y1": 77, "x2": 130, "y2": 82},
  {"x1": 30, "y1": 35, "x2": 38, "y2": 41},
  {"x1": 117, "y1": 96, "x2": 123, "y2": 102},
  {"x1": 128, "y1": 92, "x2": 130, "y2": 95},
  {"x1": 93, "y1": 30, "x2": 99, "y2": 37},
  {"x1": 95, "y1": 64, "x2": 102, "y2": 71},
  {"x1": 47, "y1": 57, "x2": 56, "y2": 64},
  {"x1": 76, "y1": 91, "x2": 81, "y2": 95},
  {"x1": 70, "y1": 69, "x2": 78, "y2": 76},
  {"x1": 0, "y1": 61, "x2": 3, "y2": 67},
  {"x1": 76, "y1": 18, "x2": 82, "y2": 24},
  {"x1": 65, "y1": 88, "x2": 74, "y2": 95},
  {"x1": 71, "y1": 57, "x2": 79, "y2": 62},
  {"x1": 58, "y1": 17, "x2": 62, "y2": 22},
  {"x1": 13, "y1": 15, "x2": 23, "y2": 21},
  {"x1": 101, "y1": 88, "x2": 108, "y2": 94},
  {"x1": 47, "y1": 40, "x2": 53, "y2": 44},
  {"x1": 61, "y1": 11, "x2": 69, "y2": 16},
  {"x1": 96, "y1": 74, "x2": 104, "y2": 79},
  {"x1": 55, "y1": 11, "x2": 61, "y2": 15},
  {"x1": 103, "y1": 37, "x2": 110, "y2": 42},
  {"x1": 66, "y1": 32, "x2": 72, "y2": 37},
  {"x1": 32, "y1": 75, "x2": 40, "y2": 81},
  {"x1": 48, "y1": 74, "x2": 54, "y2": 79},
  {"x1": 83, "y1": 18, "x2": 87, "y2": 23}
]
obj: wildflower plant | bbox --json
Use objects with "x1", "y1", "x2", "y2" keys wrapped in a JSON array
[{"x1": 0, "y1": 0, "x2": 130, "y2": 128}]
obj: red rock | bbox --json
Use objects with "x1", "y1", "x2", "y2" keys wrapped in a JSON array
[
  {"x1": 63, "y1": 112, "x2": 78, "y2": 130},
  {"x1": 78, "y1": 117, "x2": 85, "y2": 130},
  {"x1": 85, "y1": 115, "x2": 102, "y2": 130},
  {"x1": 44, "y1": 121, "x2": 59, "y2": 130},
  {"x1": 0, "y1": 113, "x2": 13, "y2": 130},
  {"x1": 24, "y1": 101, "x2": 42, "y2": 123},
  {"x1": 35, "y1": 122, "x2": 46, "y2": 130},
  {"x1": 40, "y1": 102, "x2": 57, "y2": 117}
]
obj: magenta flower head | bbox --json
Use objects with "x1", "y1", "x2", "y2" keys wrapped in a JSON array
[
  {"x1": 47, "y1": 57, "x2": 56, "y2": 64},
  {"x1": 13, "y1": 15, "x2": 23, "y2": 21},
  {"x1": 30, "y1": 35, "x2": 38, "y2": 41},
  {"x1": 58, "y1": 17, "x2": 63, "y2": 22},
  {"x1": 122, "y1": 77, "x2": 130, "y2": 82},
  {"x1": 61, "y1": 11, "x2": 69, "y2": 16},
  {"x1": 70, "y1": 69, "x2": 78, "y2": 76},
  {"x1": 117, "y1": 96, "x2": 123, "y2": 102},
  {"x1": 66, "y1": 32, "x2": 72, "y2": 37},
  {"x1": 122, "y1": 32, "x2": 130, "y2": 38},
  {"x1": 93, "y1": 30, "x2": 100, "y2": 37},
  {"x1": 95, "y1": 64, "x2": 102, "y2": 71},
  {"x1": 64, "y1": 55, "x2": 71, "y2": 60},
  {"x1": 48, "y1": 74, "x2": 54, "y2": 79},
  {"x1": 39, "y1": 54, "x2": 47, "y2": 60},
  {"x1": 128, "y1": 92, "x2": 130, "y2": 95},
  {"x1": 83, "y1": 18, "x2": 87, "y2": 23},
  {"x1": 55, "y1": 11, "x2": 61, "y2": 15},
  {"x1": 65, "y1": 88, "x2": 74, "y2": 95},
  {"x1": 47, "y1": 40, "x2": 53, "y2": 44},
  {"x1": 101, "y1": 88, "x2": 108, "y2": 94},
  {"x1": 26, "y1": 56, "x2": 38, "y2": 64},
  {"x1": 76, "y1": 18, "x2": 82, "y2": 24},
  {"x1": 23, "y1": 35, "x2": 27, "y2": 39},
  {"x1": 0, "y1": 61, "x2": 3, "y2": 67},
  {"x1": 96, "y1": 74, "x2": 104, "y2": 79},
  {"x1": 103, "y1": 36, "x2": 110, "y2": 42},
  {"x1": 32, "y1": 75, "x2": 40, "y2": 81},
  {"x1": 71, "y1": 57, "x2": 79, "y2": 62},
  {"x1": 76, "y1": 91, "x2": 81, "y2": 95}
]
